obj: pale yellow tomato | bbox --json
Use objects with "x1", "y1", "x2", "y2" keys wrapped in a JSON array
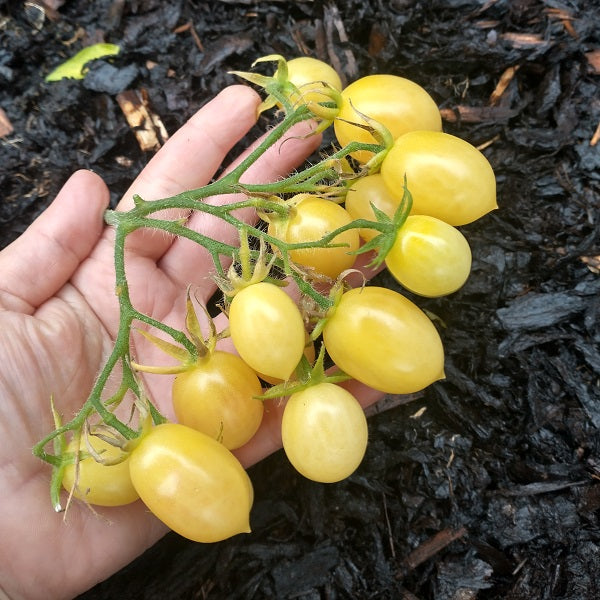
[
  {"x1": 334, "y1": 74, "x2": 442, "y2": 163},
  {"x1": 172, "y1": 351, "x2": 263, "y2": 450},
  {"x1": 229, "y1": 282, "x2": 306, "y2": 381},
  {"x1": 282, "y1": 382, "x2": 368, "y2": 483},
  {"x1": 62, "y1": 435, "x2": 139, "y2": 507},
  {"x1": 322, "y1": 286, "x2": 445, "y2": 394},
  {"x1": 129, "y1": 423, "x2": 253, "y2": 543},
  {"x1": 268, "y1": 194, "x2": 359, "y2": 279},
  {"x1": 385, "y1": 215, "x2": 472, "y2": 297},
  {"x1": 282, "y1": 56, "x2": 343, "y2": 105},
  {"x1": 381, "y1": 130, "x2": 497, "y2": 225},
  {"x1": 344, "y1": 174, "x2": 402, "y2": 241}
]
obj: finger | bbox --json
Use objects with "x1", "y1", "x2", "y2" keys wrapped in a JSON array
[
  {"x1": 0, "y1": 170, "x2": 109, "y2": 314},
  {"x1": 158, "y1": 119, "x2": 322, "y2": 303},
  {"x1": 116, "y1": 85, "x2": 262, "y2": 261}
]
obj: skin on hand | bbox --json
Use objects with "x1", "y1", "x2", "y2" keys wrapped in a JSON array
[{"x1": 0, "y1": 85, "x2": 383, "y2": 600}]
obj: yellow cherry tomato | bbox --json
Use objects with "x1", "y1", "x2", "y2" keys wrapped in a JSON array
[
  {"x1": 322, "y1": 286, "x2": 445, "y2": 394},
  {"x1": 282, "y1": 56, "x2": 343, "y2": 105},
  {"x1": 62, "y1": 434, "x2": 139, "y2": 507},
  {"x1": 172, "y1": 351, "x2": 264, "y2": 450},
  {"x1": 344, "y1": 174, "x2": 402, "y2": 241},
  {"x1": 380, "y1": 130, "x2": 497, "y2": 226},
  {"x1": 268, "y1": 194, "x2": 359, "y2": 279},
  {"x1": 385, "y1": 215, "x2": 472, "y2": 297},
  {"x1": 128, "y1": 423, "x2": 253, "y2": 543},
  {"x1": 257, "y1": 332, "x2": 316, "y2": 385},
  {"x1": 282, "y1": 382, "x2": 368, "y2": 483},
  {"x1": 229, "y1": 282, "x2": 306, "y2": 381},
  {"x1": 334, "y1": 74, "x2": 442, "y2": 163}
]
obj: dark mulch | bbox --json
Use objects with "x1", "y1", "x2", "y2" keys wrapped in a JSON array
[{"x1": 2, "y1": 0, "x2": 600, "y2": 598}]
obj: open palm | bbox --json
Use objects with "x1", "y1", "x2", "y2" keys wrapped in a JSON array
[{"x1": 0, "y1": 86, "x2": 336, "y2": 600}]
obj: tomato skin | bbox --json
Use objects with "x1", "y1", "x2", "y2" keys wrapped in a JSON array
[
  {"x1": 172, "y1": 351, "x2": 263, "y2": 450},
  {"x1": 380, "y1": 130, "x2": 497, "y2": 226},
  {"x1": 268, "y1": 194, "x2": 359, "y2": 279},
  {"x1": 62, "y1": 435, "x2": 139, "y2": 507},
  {"x1": 229, "y1": 282, "x2": 306, "y2": 381},
  {"x1": 334, "y1": 74, "x2": 441, "y2": 163},
  {"x1": 344, "y1": 174, "x2": 402, "y2": 241},
  {"x1": 281, "y1": 382, "x2": 368, "y2": 483},
  {"x1": 257, "y1": 332, "x2": 316, "y2": 385},
  {"x1": 322, "y1": 286, "x2": 444, "y2": 394},
  {"x1": 128, "y1": 423, "x2": 253, "y2": 543},
  {"x1": 385, "y1": 215, "x2": 472, "y2": 297},
  {"x1": 282, "y1": 57, "x2": 342, "y2": 104}
]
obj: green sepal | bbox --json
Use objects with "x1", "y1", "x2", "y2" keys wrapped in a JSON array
[
  {"x1": 49, "y1": 396, "x2": 67, "y2": 512},
  {"x1": 257, "y1": 344, "x2": 351, "y2": 400}
]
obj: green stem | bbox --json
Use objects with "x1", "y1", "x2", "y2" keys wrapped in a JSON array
[{"x1": 33, "y1": 97, "x2": 391, "y2": 478}]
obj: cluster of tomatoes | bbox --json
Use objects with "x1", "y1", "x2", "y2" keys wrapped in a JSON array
[{"x1": 61, "y1": 56, "x2": 496, "y2": 544}]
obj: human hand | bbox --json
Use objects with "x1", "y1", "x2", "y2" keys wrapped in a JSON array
[{"x1": 0, "y1": 85, "x2": 384, "y2": 600}]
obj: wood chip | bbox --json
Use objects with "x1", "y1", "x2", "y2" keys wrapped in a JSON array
[
  {"x1": 591, "y1": 120, "x2": 600, "y2": 146},
  {"x1": 490, "y1": 64, "x2": 520, "y2": 106},
  {"x1": 173, "y1": 20, "x2": 204, "y2": 51},
  {"x1": 581, "y1": 255, "x2": 600, "y2": 273},
  {"x1": 400, "y1": 527, "x2": 468, "y2": 573},
  {"x1": 499, "y1": 32, "x2": 550, "y2": 48},
  {"x1": 324, "y1": 3, "x2": 357, "y2": 83},
  {"x1": 440, "y1": 105, "x2": 517, "y2": 123},
  {"x1": 545, "y1": 7, "x2": 578, "y2": 39},
  {"x1": 0, "y1": 107, "x2": 14, "y2": 137},
  {"x1": 585, "y1": 49, "x2": 600, "y2": 75},
  {"x1": 116, "y1": 89, "x2": 169, "y2": 152}
]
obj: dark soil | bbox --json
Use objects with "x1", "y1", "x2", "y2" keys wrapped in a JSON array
[{"x1": 2, "y1": 0, "x2": 600, "y2": 598}]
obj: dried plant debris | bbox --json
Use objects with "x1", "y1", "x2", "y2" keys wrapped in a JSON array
[{"x1": 2, "y1": 0, "x2": 599, "y2": 598}]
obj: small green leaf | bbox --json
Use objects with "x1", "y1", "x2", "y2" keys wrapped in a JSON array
[{"x1": 45, "y1": 43, "x2": 120, "y2": 82}]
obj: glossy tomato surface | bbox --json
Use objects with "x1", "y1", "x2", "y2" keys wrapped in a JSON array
[
  {"x1": 268, "y1": 194, "x2": 359, "y2": 279},
  {"x1": 344, "y1": 174, "x2": 402, "y2": 241},
  {"x1": 380, "y1": 130, "x2": 497, "y2": 225},
  {"x1": 172, "y1": 351, "x2": 263, "y2": 450},
  {"x1": 334, "y1": 74, "x2": 441, "y2": 163},
  {"x1": 128, "y1": 423, "x2": 253, "y2": 543},
  {"x1": 62, "y1": 434, "x2": 139, "y2": 507},
  {"x1": 283, "y1": 56, "x2": 342, "y2": 105},
  {"x1": 282, "y1": 382, "x2": 368, "y2": 483},
  {"x1": 385, "y1": 215, "x2": 472, "y2": 297},
  {"x1": 322, "y1": 286, "x2": 445, "y2": 394},
  {"x1": 229, "y1": 282, "x2": 305, "y2": 381}
]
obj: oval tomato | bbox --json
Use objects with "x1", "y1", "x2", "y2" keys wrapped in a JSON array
[
  {"x1": 344, "y1": 174, "x2": 402, "y2": 241},
  {"x1": 229, "y1": 282, "x2": 306, "y2": 381},
  {"x1": 334, "y1": 74, "x2": 441, "y2": 164},
  {"x1": 281, "y1": 56, "x2": 342, "y2": 105},
  {"x1": 268, "y1": 194, "x2": 359, "y2": 279},
  {"x1": 128, "y1": 423, "x2": 253, "y2": 543},
  {"x1": 172, "y1": 351, "x2": 263, "y2": 450},
  {"x1": 257, "y1": 332, "x2": 316, "y2": 385},
  {"x1": 322, "y1": 286, "x2": 444, "y2": 394},
  {"x1": 385, "y1": 215, "x2": 472, "y2": 297},
  {"x1": 281, "y1": 382, "x2": 368, "y2": 483},
  {"x1": 62, "y1": 434, "x2": 139, "y2": 507},
  {"x1": 380, "y1": 130, "x2": 497, "y2": 226}
]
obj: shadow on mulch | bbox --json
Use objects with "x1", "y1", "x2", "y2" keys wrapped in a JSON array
[{"x1": 2, "y1": 0, "x2": 599, "y2": 598}]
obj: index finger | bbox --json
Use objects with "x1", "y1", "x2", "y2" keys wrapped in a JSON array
[{"x1": 116, "y1": 85, "x2": 262, "y2": 261}]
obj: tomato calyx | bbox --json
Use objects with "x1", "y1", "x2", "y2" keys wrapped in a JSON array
[
  {"x1": 216, "y1": 226, "x2": 286, "y2": 300},
  {"x1": 335, "y1": 100, "x2": 395, "y2": 171},
  {"x1": 349, "y1": 174, "x2": 414, "y2": 269},
  {"x1": 258, "y1": 342, "x2": 350, "y2": 400},
  {"x1": 131, "y1": 288, "x2": 225, "y2": 375},
  {"x1": 230, "y1": 54, "x2": 342, "y2": 129}
]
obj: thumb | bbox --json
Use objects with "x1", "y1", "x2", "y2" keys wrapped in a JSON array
[{"x1": 0, "y1": 170, "x2": 109, "y2": 314}]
